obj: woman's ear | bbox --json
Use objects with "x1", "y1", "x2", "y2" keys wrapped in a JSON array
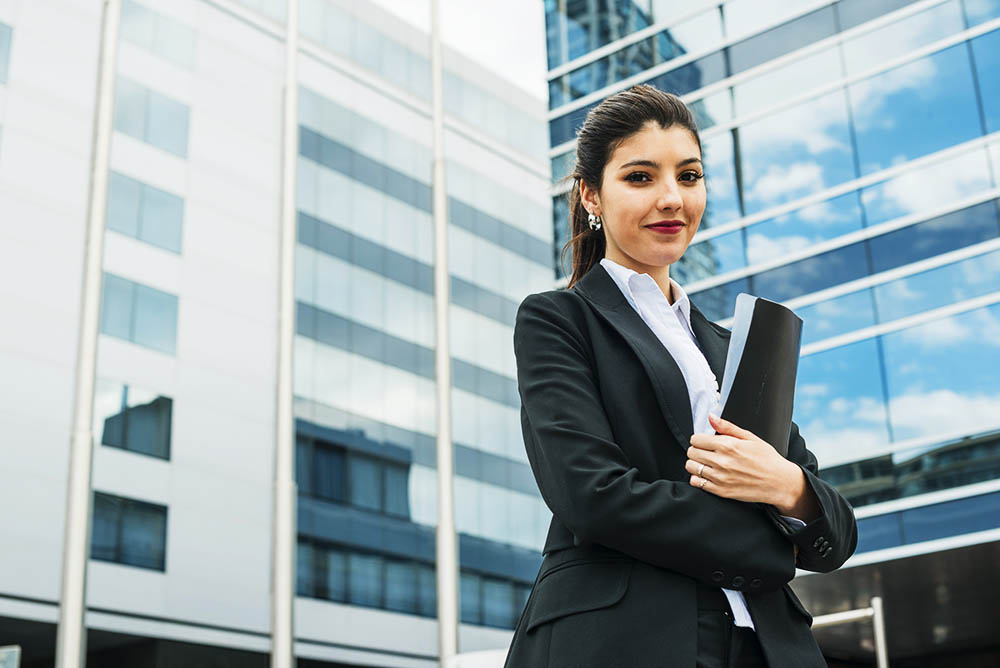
[{"x1": 579, "y1": 180, "x2": 601, "y2": 217}]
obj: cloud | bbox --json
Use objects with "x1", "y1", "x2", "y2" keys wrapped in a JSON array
[
  {"x1": 887, "y1": 388, "x2": 1000, "y2": 442},
  {"x1": 746, "y1": 232, "x2": 812, "y2": 264},
  {"x1": 746, "y1": 162, "x2": 825, "y2": 204},
  {"x1": 895, "y1": 307, "x2": 1000, "y2": 349},
  {"x1": 863, "y1": 150, "x2": 992, "y2": 219}
]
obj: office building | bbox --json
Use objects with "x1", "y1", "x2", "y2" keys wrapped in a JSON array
[
  {"x1": 0, "y1": 0, "x2": 550, "y2": 665},
  {"x1": 545, "y1": 0, "x2": 1000, "y2": 665}
]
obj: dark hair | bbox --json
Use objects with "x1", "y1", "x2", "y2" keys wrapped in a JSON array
[{"x1": 559, "y1": 84, "x2": 702, "y2": 289}]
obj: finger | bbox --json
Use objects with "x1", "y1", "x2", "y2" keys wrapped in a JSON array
[
  {"x1": 684, "y1": 459, "x2": 714, "y2": 478},
  {"x1": 708, "y1": 414, "x2": 756, "y2": 440},
  {"x1": 686, "y1": 445, "x2": 719, "y2": 464},
  {"x1": 689, "y1": 474, "x2": 711, "y2": 491},
  {"x1": 689, "y1": 434, "x2": 721, "y2": 451}
]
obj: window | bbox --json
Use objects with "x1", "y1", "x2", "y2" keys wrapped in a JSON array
[
  {"x1": 99, "y1": 273, "x2": 179, "y2": 354},
  {"x1": 113, "y1": 77, "x2": 189, "y2": 157},
  {"x1": 91, "y1": 492, "x2": 167, "y2": 571},
  {"x1": 107, "y1": 172, "x2": 183, "y2": 253},
  {"x1": 120, "y1": 0, "x2": 196, "y2": 69},
  {"x1": 93, "y1": 379, "x2": 172, "y2": 459},
  {"x1": 297, "y1": 436, "x2": 411, "y2": 519},
  {"x1": 0, "y1": 21, "x2": 11, "y2": 85},
  {"x1": 296, "y1": 539, "x2": 528, "y2": 628}
]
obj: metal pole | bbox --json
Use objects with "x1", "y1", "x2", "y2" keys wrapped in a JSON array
[
  {"x1": 871, "y1": 596, "x2": 889, "y2": 668},
  {"x1": 271, "y1": 0, "x2": 299, "y2": 667},
  {"x1": 430, "y1": 0, "x2": 459, "y2": 664},
  {"x1": 55, "y1": 1, "x2": 121, "y2": 667}
]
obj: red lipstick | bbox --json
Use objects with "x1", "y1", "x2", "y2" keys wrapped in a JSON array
[{"x1": 646, "y1": 220, "x2": 684, "y2": 234}]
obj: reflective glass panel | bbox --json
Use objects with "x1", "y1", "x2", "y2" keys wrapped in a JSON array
[
  {"x1": 964, "y1": 0, "x2": 1000, "y2": 26},
  {"x1": 849, "y1": 45, "x2": 981, "y2": 176},
  {"x1": 348, "y1": 456, "x2": 382, "y2": 511},
  {"x1": 676, "y1": 229, "x2": 746, "y2": 284},
  {"x1": 460, "y1": 572, "x2": 482, "y2": 624},
  {"x1": 107, "y1": 172, "x2": 142, "y2": 238},
  {"x1": 746, "y1": 191, "x2": 865, "y2": 266},
  {"x1": 314, "y1": 446, "x2": 346, "y2": 502},
  {"x1": 132, "y1": 283, "x2": 178, "y2": 354},
  {"x1": 120, "y1": 500, "x2": 167, "y2": 570},
  {"x1": 868, "y1": 200, "x2": 1000, "y2": 274},
  {"x1": 738, "y1": 90, "x2": 855, "y2": 215},
  {"x1": 874, "y1": 249, "x2": 1000, "y2": 321},
  {"x1": 689, "y1": 277, "x2": 749, "y2": 322},
  {"x1": 146, "y1": 89, "x2": 189, "y2": 157},
  {"x1": 0, "y1": 22, "x2": 11, "y2": 84},
  {"x1": 797, "y1": 289, "x2": 877, "y2": 345},
  {"x1": 795, "y1": 338, "x2": 891, "y2": 464},
  {"x1": 482, "y1": 579, "x2": 515, "y2": 628},
  {"x1": 841, "y1": 1, "x2": 964, "y2": 76},
  {"x1": 752, "y1": 241, "x2": 869, "y2": 303},
  {"x1": 860, "y1": 147, "x2": 993, "y2": 227},
  {"x1": 113, "y1": 77, "x2": 147, "y2": 140},
  {"x1": 384, "y1": 464, "x2": 410, "y2": 518},
  {"x1": 837, "y1": 0, "x2": 921, "y2": 31},
  {"x1": 723, "y1": 0, "x2": 794, "y2": 40},
  {"x1": 296, "y1": 541, "x2": 315, "y2": 596},
  {"x1": 733, "y1": 46, "x2": 842, "y2": 119},
  {"x1": 348, "y1": 553, "x2": 383, "y2": 607},
  {"x1": 689, "y1": 89, "x2": 733, "y2": 131},
  {"x1": 121, "y1": 387, "x2": 172, "y2": 458},
  {"x1": 881, "y1": 302, "x2": 1000, "y2": 442},
  {"x1": 91, "y1": 493, "x2": 120, "y2": 562},
  {"x1": 385, "y1": 561, "x2": 418, "y2": 614},
  {"x1": 727, "y1": 6, "x2": 837, "y2": 75},
  {"x1": 94, "y1": 380, "x2": 126, "y2": 449},
  {"x1": 418, "y1": 565, "x2": 436, "y2": 617},
  {"x1": 701, "y1": 130, "x2": 742, "y2": 227},
  {"x1": 324, "y1": 548, "x2": 347, "y2": 601},
  {"x1": 140, "y1": 185, "x2": 183, "y2": 253},
  {"x1": 900, "y1": 491, "x2": 1000, "y2": 543},
  {"x1": 100, "y1": 273, "x2": 134, "y2": 341},
  {"x1": 971, "y1": 29, "x2": 1000, "y2": 134}
]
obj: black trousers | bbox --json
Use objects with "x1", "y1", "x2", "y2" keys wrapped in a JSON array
[{"x1": 696, "y1": 583, "x2": 769, "y2": 668}]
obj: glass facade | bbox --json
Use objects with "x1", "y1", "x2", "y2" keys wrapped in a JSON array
[
  {"x1": 0, "y1": 0, "x2": 548, "y2": 663},
  {"x1": 294, "y1": 79, "x2": 549, "y2": 628},
  {"x1": 547, "y1": 0, "x2": 1000, "y2": 558}
]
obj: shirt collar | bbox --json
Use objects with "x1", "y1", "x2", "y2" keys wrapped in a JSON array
[{"x1": 599, "y1": 257, "x2": 692, "y2": 326}]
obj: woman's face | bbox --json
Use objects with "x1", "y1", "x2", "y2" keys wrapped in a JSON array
[{"x1": 582, "y1": 122, "x2": 706, "y2": 275}]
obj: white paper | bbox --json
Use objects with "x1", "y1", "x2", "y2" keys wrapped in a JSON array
[{"x1": 718, "y1": 293, "x2": 756, "y2": 413}]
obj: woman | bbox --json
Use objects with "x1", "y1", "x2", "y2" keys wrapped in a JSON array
[{"x1": 505, "y1": 85, "x2": 858, "y2": 668}]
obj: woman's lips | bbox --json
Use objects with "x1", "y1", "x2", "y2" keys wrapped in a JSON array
[{"x1": 646, "y1": 222, "x2": 684, "y2": 234}]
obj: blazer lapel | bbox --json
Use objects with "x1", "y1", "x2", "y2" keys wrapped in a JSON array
[
  {"x1": 572, "y1": 266, "x2": 694, "y2": 450},
  {"x1": 688, "y1": 302, "x2": 731, "y2": 386}
]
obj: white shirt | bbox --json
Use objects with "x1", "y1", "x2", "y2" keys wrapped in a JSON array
[{"x1": 599, "y1": 257, "x2": 758, "y2": 628}]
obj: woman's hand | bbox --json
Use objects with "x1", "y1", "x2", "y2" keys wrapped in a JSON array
[{"x1": 685, "y1": 414, "x2": 820, "y2": 522}]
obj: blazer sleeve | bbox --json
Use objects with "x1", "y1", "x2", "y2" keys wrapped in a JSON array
[
  {"x1": 514, "y1": 292, "x2": 797, "y2": 591},
  {"x1": 763, "y1": 422, "x2": 859, "y2": 573}
]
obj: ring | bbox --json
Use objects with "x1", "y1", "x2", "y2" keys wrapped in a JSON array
[
  {"x1": 700, "y1": 479, "x2": 708, "y2": 489},
  {"x1": 697, "y1": 463, "x2": 705, "y2": 477}
]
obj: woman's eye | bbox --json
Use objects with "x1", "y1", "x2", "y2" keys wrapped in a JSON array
[
  {"x1": 625, "y1": 172, "x2": 651, "y2": 182},
  {"x1": 679, "y1": 171, "x2": 704, "y2": 183}
]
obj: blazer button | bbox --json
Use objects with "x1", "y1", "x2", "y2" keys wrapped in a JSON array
[
  {"x1": 750, "y1": 579, "x2": 762, "y2": 590},
  {"x1": 813, "y1": 537, "x2": 826, "y2": 549},
  {"x1": 822, "y1": 546, "x2": 833, "y2": 558},
  {"x1": 711, "y1": 571, "x2": 725, "y2": 583},
  {"x1": 731, "y1": 576, "x2": 745, "y2": 589}
]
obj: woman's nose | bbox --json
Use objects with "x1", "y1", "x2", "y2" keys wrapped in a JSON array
[{"x1": 656, "y1": 182, "x2": 683, "y2": 211}]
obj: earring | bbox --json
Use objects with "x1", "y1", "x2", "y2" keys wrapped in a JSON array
[{"x1": 588, "y1": 212, "x2": 602, "y2": 231}]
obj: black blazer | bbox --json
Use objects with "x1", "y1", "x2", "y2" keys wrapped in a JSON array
[{"x1": 504, "y1": 266, "x2": 858, "y2": 668}]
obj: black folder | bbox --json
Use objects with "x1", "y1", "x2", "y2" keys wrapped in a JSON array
[{"x1": 718, "y1": 295, "x2": 803, "y2": 458}]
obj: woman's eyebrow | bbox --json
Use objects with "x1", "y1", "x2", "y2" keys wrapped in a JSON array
[{"x1": 617, "y1": 157, "x2": 702, "y2": 170}]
